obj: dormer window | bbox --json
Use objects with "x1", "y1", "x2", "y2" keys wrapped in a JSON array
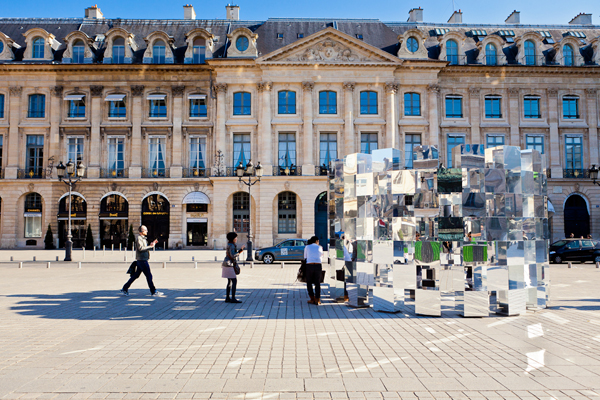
[
  {"x1": 356, "y1": 34, "x2": 363, "y2": 40},
  {"x1": 297, "y1": 33, "x2": 304, "y2": 38},
  {"x1": 192, "y1": 38, "x2": 205, "y2": 64},
  {"x1": 0, "y1": 41, "x2": 4, "y2": 55},
  {"x1": 153, "y1": 40, "x2": 166, "y2": 64},
  {"x1": 113, "y1": 37, "x2": 125, "y2": 64},
  {"x1": 236, "y1": 36, "x2": 249, "y2": 52},
  {"x1": 32, "y1": 37, "x2": 44, "y2": 59},
  {"x1": 446, "y1": 39, "x2": 458, "y2": 65},
  {"x1": 277, "y1": 33, "x2": 284, "y2": 39},
  {"x1": 72, "y1": 40, "x2": 85, "y2": 63},
  {"x1": 485, "y1": 43, "x2": 497, "y2": 65},
  {"x1": 407, "y1": 37, "x2": 419, "y2": 53},
  {"x1": 524, "y1": 40, "x2": 536, "y2": 65},
  {"x1": 563, "y1": 44, "x2": 574, "y2": 66}
]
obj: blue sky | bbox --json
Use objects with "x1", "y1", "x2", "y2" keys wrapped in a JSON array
[{"x1": 2, "y1": 0, "x2": 600, "y2": 25}]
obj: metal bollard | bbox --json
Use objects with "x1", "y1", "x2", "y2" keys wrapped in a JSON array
[
  {"x1": 124, "y1": 253, "x2": 127, "y2": 262},
  {"x1": 568, "y1": 262, "x2": 572, "y2": 268},
  {"x1": 119, "y1": 243, "x2": 122, "y2": 251},
  {"x1": 94, "y1": 247, "x2": 96, "y2": 258},
  {"x1": 169, "y1": 256, "x2": 172, "y2": 262},
  {"x1": 164, "y1": 242, "x2": 166, "y2": 250},
  {"x1": 192, "y1": 256, "x2": 195, "y2": 261},
  {"x1": 47, "y1": 262, "x2": 51, "y2": 268},
  {"x1": 214, "y1": 256, "x2": 218, "y2": 261},
  {"x1": 56, "y1": 256, "x2": 59, "y2": 261},
  {"x1": 281, "y1": 262, "x2": 285, "y2": 269},
  {"x1": 103, "y1": 245, "x2": 105, "y2": 256},
  {"x1": 251, "y1": 261, "x2": 254, "y2": 269},
  {"x1": 194, "y1": 261, "x2": 198, "y2": 269},
  {"x1": 83, "y1": 248, "x2": 85, "y2": 260},
  {"x1": 78, "y1": 262, "x2": 81, "y2": 269},
  {"x1": 19, "y1": 262, "x2": 23, "y2": 269},
  {"x1": 112, "y1": 244, "x2": 114, "y2": 253},
  {"x1": 597, "y1": 262, "x2": 599, "y2": 268},
  {"x1": 33, "y1": 256, "x2": 36, "y2": 261},
  {"x1": 10, "y1": 256, "x2": 13, "y2": 261},
  {"x1": 163, "y1": 261, "x2": 166, "y2": 269}
]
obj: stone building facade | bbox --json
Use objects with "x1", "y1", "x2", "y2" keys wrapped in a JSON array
[{"x1": 0, "y1": 6, "x2": 599, "y2": 249}]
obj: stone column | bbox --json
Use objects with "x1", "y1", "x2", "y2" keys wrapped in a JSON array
[
  {"x1": 586, "y1": 88, "x2": 599, "y2": 167},
  {"x1": 547, "y1": 88, "x2": 561, "y2": 177},
  {"x1": 302, "y1": 81, "x2": 314, "y2": 175},
  {"x1": 5, "y1": 86, "x2": 22, "y2": 179},
  {"x1": 385, "y1": 82, "x2": 398, "y2": 149},
  {"x1": 170, "y1": 85, "x2": 185, "y2": 178},
  {"x1": 507, "y1": 88, "x2": 520, "y2": 147},
  {"x1": 129, "y1": 85, "x2": 144, "y2": 178},
  {"x1": 213, "y1": 83, "x2": 228, "y2": 175},
  {"x1": 258, "y1": 82, "x2": 273, "y2": 175},
  {"x1": 49, "y1": 86, "x2": 62, "y2": 175},
  {"x1": 427, "y1": 84, "x2": 441, "y2": 152},
  {"x1": 343, "y1": 82, "x2": 355, "y2": 156},
  {"x1": 468, "y1": 87, "x2": 481, "y2": 145},
  {"x1": 88, "y1": 85, "x2": 103, "y2": 178}
]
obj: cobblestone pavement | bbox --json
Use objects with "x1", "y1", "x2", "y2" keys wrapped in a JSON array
[{"x1": 1, "y1": 261, "x2": 599, "y2": 400}]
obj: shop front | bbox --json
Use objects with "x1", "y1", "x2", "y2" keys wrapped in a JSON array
[
  {"x1": 57, "y1": 193, "x2": 87, "y2": 249},
  {"x1": 141, "y1": 193, "x2": 170, "y2": 249},
  {"x1": 183, "y1": 191, "x2": 210, "y2": 247},
  {"x1": 99, "y1": 193, "x2": 128, "y2": 248}
]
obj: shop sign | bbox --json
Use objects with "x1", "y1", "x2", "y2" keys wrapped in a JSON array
[{"x1": 143, "y1": 211, "x2": 169, "y2": 216}]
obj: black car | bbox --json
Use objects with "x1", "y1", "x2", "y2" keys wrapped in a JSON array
[{"x1": 549, "y1": 239, "x2": 600, "y2": 263}]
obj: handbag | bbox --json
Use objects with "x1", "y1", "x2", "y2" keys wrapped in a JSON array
[
  {"x1": 126, "y1": 261, "x2": 137, "y2": 275},
  {"x1": 222, "y1": 258, "x2": 241, "y2": 275},
  {"x1": 297, "y1": 259, "x2": 307, "y2": 282}
]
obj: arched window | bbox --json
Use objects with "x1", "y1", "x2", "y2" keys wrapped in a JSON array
[
  {"x1": 404, "y1": 92, "x2": 421, "y2": 116},
  {"x1": 446, "y1": 39, "x2": 458, "y2": 65},
  {"x1": 112, "y1": 37, "x2": 125, "y2": 64},
  {"x1": 59, "y1": 194, "x2": 86, "y2": 213},
  {"x1": 24, "y1": 193, "x2": 43, "y2": 238},
  {"x1": 101, "y1": 194, "x2": 128, "y2": 213},
  {"x1": 278, "y1": 192, "x2": 297, "y2": 234},
  {"x1": 153, "y1": 40, "x2": 166, "y2": 64},
  {"x1": 99, "y1": 194, "x2": 128, "y2": 248},
  {"x1": 233, "y1": 92, "x2": 251, "y2": 115},
  {"x1": 236, "y1": 36, "x2": 249, "y2": 52},
  {"x1": 524, "y1": 40, "x2": 535, "y2": 65},
  {"x1": 32, "y1": 37, "x2": 44, "y2": 59},
  {"x1": 278, "y1": 90, "x2": 296, "y2": 114},
  {"x1": 72, "y1": 39, "x2": 85, "y2": 63},
  {"x1": 360, "y1": 91, "x2": 377, "y2": 114},
  {"x1": 233, "y1": 192, "x2": 249, "y2": 233},
  {"x1": 406, "y1": 37, "x2": 419, "y2": 53},
  {"x1": 563, "y1": 44, "x2": 574, "y2": 66},
  {"x1": 319, "y1": 91, "x2": 337, "y2": 114},
  {"x1": 192, "y1": 38, "x2": 205, "y2": 64},
  {"x1": 485, "y1": 43, "x2": 497, "y2": 65}
]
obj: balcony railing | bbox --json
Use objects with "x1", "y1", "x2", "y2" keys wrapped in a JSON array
[
  {"x1": 316, "y1": 165, "x2": 329, "y2": 176},
  {"x1": 100, "y1": 168, "x2": 128, "y2": 178},
  {"x1": 183, "y1": 167, "x2": 210, "y2": 178},
  {"x1": 563, "y1": 169, "x2": 589, "y2": 179},
  {"x1": 273, "y1": 166, "x2": 302, "y2": 176},
  {"x1": 142, "y1": 168, "x2": 169, "y2": 178},
  {"x1": 17, "y1": 168, "x2": 47, "y2": 179}
]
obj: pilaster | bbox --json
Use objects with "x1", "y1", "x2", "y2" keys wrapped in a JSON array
[
  {"x1": 547, "y1": 88, "x2": 561, "y2": 177},
  {"x1": 213, "y1": 83, "x2": 227, "y2": 175},
  {"x1": 427, "y1": 84, "x2": 440, "y2": 151},
  {"x1": 170, "y1": 85, "x2": 185, "y2": 178},
  {"x1": 258, "y1": 82, "x2": 273, "y2": 175},
  {"x1": 343, "y1": 82, "x2": 355, "y2": 156},
  {"x1": 49, "y1": 86, "x2": 63, "y2": 177},
  {"x1": 508, "y1": 87, "x2": 520, "y2": 147},
  {"x1": 5, "y1": 86, "x2": 22, "y2": 179},
  {"x1": 468, "y1": 87, "x2": 481, "y2": 145},
  {"x1": 129, "y1": 85, "x2": 144, "y2": 178},
  {"x1": 88, "y1": 85, "x2": 103, "y2": 178},
  {"x1": 302, "y1": 81, "x2": 315, "y2": 175},
  {"x1": 586, "y1": 88, "x2": 599, "y2": 166},
  {"x1": 385, "y1": 82, "x2": 398, "y2": 149}
]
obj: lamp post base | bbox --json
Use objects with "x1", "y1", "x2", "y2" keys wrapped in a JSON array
[
  {"x1": 246, "y1": 240, "x2": 254, "y2": 262},
  {"x1": 65, "y1": 239, "x2": 73, "y2": 262}
]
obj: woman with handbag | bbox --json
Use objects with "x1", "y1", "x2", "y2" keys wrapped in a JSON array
[
  {"x1": 304, "y1": 236, "x2": 324, "y2": 305},
  {"x1": 222, "y1": 232, "x2": 244, "y2": 303}
]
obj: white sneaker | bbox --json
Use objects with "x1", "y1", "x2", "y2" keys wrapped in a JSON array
[{"x1": 151, "y1": 291, "x2": 165, "y2": 297}]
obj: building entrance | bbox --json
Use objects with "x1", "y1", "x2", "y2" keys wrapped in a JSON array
[
  {"x1": 314, "y1": 191, "x2": 328, "y2": 250},
  {"x1": 99, "y1": 194, "x2": 128, "y2": 248},
  {"x1": 187, "y1": 220, "x2": 208, "y2": 246},
  {"x1": 564, "y1": 194, "x2": 589, "y2": 238},
  {"x1": 142, "y1": 194, "x2": 170, "y2": 249},
  {"x1": 58, "y1": 194, "x2": 87, "y2": 248}
]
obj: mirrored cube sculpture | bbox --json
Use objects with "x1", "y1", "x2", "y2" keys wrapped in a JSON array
[{"x1": 329, "y1": 145, "x2": 549, "y2": 317}]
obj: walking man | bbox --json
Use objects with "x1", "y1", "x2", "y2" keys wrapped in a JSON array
[{"x1": 121, "y1": 225, "x2": 164, "y2": 296}]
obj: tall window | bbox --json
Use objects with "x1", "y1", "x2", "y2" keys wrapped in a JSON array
[
  {"x1": 445, "y1": 95, "x2": 462, "y2": 118},
  {"x1": 32, "y1": 37, "x2": 44, "y2": 59},
  {"x1": 153, "y1": 40, "x2": 166, "y2": 64},
  {"x1": 149, "y1": 96, "x2": 167, "y2": 118},
  {"x1": 486, "y1": 135, "x2": 504, "y2": 148},
  {"x1": 0, "y1": 136, "x2": 3, "y2": 174},
  {"x1": 524, "y1": 40, "x2": 535, "y2": 66},
  {"x1": 360, "y1": 91, "x2": 377, "y2": 114},
  {"x1": 319, "y1": 133, "x2": 337, "y2": 169},
  {"x1": 563, "y1": 44, "x2": 574, "y2": 66},
  {"x1": 563, "y1": 96, "x2": 579, "y2": 119},
  {"x1": 278, "y1": 133, "x2": 296, "y2": 171},
  {"x1": 112, "y1": 37, "x2": 125, "y2": 64},
  {"x1": 233, "y1": 192, "x2": 249, "y2": 233},
  {"x1": 526, "y1": 135, "x2": 544, "y2": 154},
  {"x1": 278, "y1": 91, "x2": 296, "y2": 114},
  {"x1": 233, "y1": 133, "x2": 251, "y2": 168},
  {"x1": 485, "y1": 95, "x2": 502, "y2": 118},
  {"x1": 67, "y1": 137, "x2": 84, "y2": 164},
  {"x1": 24, "y1": 193, "x2": 42, "y2": 238},
  {"x1": 26, "y1": 135, "x2": 44, "y2": 177},
  {"x1": 524, "y1": 96, "x2": 541, "y2": 119},
  {"x1": 319, "y1": 91, "x2": 337, "y2": 114},
  {"x1": 108, "y1": 96, "x2": 126, "y2": 118},
  {"x1": 485, "y1": 43, "x2": 497, "y2": 65},
  {"x1": 565, "y1": 136, "x2": 583, "y2": 172},
  {"x1": 404, "y1": 134, "x2": 421, "y2": 169},
  {"x1": 189, "y1": 137, "x2": 206, "y2": 174},
  {"x1": 0, "y1": 94, "x2": 4, "y2": 119},
  {"x1": 360, "y1": 133, "x2": 378, "y2": 154},
  {"x1": 233, "y1": 92, "x2": 251, "y2": 115},
  {"x1": 447, "y1": 135, "x2": 465, "y2": 167},
  {"x1": 446, "y1": 39, "x2": 458, "y2": 65},
  {"x1": 68, "y1": 97, "x2": 85, "y2": 118},
  {"x1": 72, "y1": 40, "x2": 85, "y2": 63},
  {"x1": 404, "y1": 92, "x2": 421, "y2": 116},
  {"x1": 28, "y1": 94, "x2": 45, "y2": 118},
  {"x1": 189, "y1": 95, "x2": 207, "y2": 117},
  {"x1": 107, "y1": 137, "x2": 125, "y2": 176},
  {"x1": 192, "y1": 38, "x2": 205, "y2": 64},
  {"x1": 278, "y1": 192, "x2": 297, "y2": 234},
  {"x1": 148, "y1": 137, "x2": 166, "y2": 177}
]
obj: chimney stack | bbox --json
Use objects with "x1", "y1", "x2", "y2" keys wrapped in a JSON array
[
  {"x1": 448, "y1": 10, "x2": 463, "y2": 24},
  {"x1": 569, "y1": 13, "x2": 592, "y2": 25},
  {"x1": 505, "y1": 10, "x2": 520, "y2": 24},
  {"x1": 407, "y1": 7, "x2": 423, "y2": 23},
  {"x1": 226, "y1": 4, "x2": 240, "y2": 21},
  {"x1": 184, "y1": 4, "x2": 196, "y2": 20},
  {"x1": 85, "y1": 5, "x2": 104, "y2": 19}
]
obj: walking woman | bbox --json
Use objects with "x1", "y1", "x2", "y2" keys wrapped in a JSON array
[
  {"x1": 304, "y1": 235, "x2": 324, "y2": 305},
  {"x1": 223, "y1": 232, "x2": 244, "y2": 303}
]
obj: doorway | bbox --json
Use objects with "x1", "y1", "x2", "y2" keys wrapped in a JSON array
[
  {"x1": 314, "y1": 191, "x2": 328, "y2": 250},
  {"x1": 142, "y1": 194, "x2": 170, "y2": 249},
  {"x1": 187, "y1": 221, "x2": 208, "y2": 246},
  {"x1": 564, "y1": 194, "x2": 589, "y2": 238}
]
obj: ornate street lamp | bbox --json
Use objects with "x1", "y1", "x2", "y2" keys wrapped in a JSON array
[
  {"x1": 237, "y1": 159, "x2": 263, "y2": 262},
  {"x1": 589, "y1": 165, "x2": 600, "y2": 186},
  {"x1": 57, "y1": 159, "x2": 86, "y2": 261}
]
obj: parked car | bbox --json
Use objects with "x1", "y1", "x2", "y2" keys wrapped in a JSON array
[
  {"x1": 549, "y1": 238, "x2": 600, "y2": 263},
  {"x1": 255, "y1": 239, "x2": 308, "y2": 264}
]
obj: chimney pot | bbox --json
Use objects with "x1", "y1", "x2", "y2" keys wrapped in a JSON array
[
  {"x1": 569, "y1": 13, "x2": 592, "y2": 25},
  {"x1": 505, "y1": 10, "x2": 520, "y2": 24},
  {"x1": 184, "y1": 4, "x2": 196, "y2": 20},
  {"x1": 447, "y1": 10, "x2": 463, "y2": 24},
  {"x1": 407, "y1": 7, "x2": 423, "y2": 23},
  {"x1": 85, "y1": 5, "x2": 104, "y2": 19},
  {"x1": 226, "y1": 4, "x2": 240, "y2": 21}
]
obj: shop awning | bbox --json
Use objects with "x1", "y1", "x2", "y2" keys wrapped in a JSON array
[
  {"x1": 182, "y1": 191, "x2": 210, "y2": 204},
  {"x1": 105, "y1": 94, "x2": 126, "y2": 101},
  {"x1": 64, "y1": 94, "x2": 85, "y2": 101},
  {"x1": 147, "y1": 94, "x2": 166, "y2": 100},
  {"x1": 188, "y1": 94, "x2": 206, "y2": 100}
]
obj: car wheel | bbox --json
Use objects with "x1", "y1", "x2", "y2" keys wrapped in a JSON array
[
  {"x1": 263, "y1": 253, "x2": 274, "y2": 264},
  {"x1": 594, "y1": 255, "x2": 600, "y2": 263},
  {"x1": 554, "y1": 255, "x2": 562, "y2": 264}
]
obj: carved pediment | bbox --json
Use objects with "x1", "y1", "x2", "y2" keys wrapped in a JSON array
[{"x1": 257, "y1": 27, "x2": 400, "y2": 65}]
